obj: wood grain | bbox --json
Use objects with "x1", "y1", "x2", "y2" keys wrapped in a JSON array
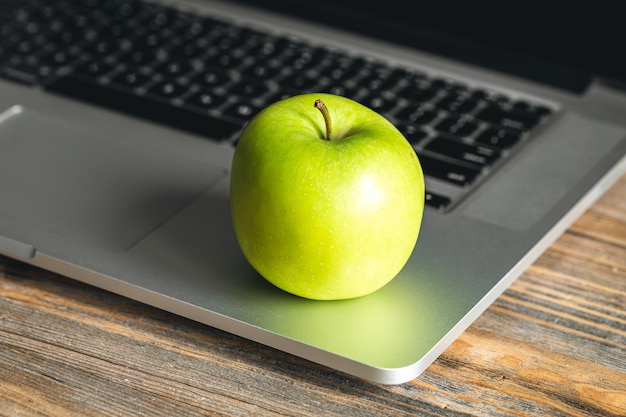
[{"x1": 1, "y1": 175, "x2": 625, "y2": 416}]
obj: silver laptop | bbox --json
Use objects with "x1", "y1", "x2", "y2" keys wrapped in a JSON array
[{"x1": 1, "y1": 0, "x2": 625, "y2": 384}]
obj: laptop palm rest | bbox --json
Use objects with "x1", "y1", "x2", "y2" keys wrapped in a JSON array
[{"x1": 0, "y1": 105, "x2": 225, "y2": 251}]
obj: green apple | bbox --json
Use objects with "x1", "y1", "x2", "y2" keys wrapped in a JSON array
[{"x1": 230, "y1": 93, "x2": 425, "y2": 300}]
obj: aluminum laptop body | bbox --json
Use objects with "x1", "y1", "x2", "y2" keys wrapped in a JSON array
[{"x1": 1, "y1": 0, "x2": 625, "y2": 384}]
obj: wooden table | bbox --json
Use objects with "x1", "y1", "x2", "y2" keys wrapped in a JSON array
[{"x1": 1, "y1": 175, "x2": 625, "y2": 417}]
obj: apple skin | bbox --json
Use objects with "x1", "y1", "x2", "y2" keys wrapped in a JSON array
[{"x1": 230, "y1": 93, "x2": 425, "y2": 300}]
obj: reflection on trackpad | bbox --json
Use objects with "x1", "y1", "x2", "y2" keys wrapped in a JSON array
[{"x1": 0, "y1": 106, "x2": 225, "y2": 250}]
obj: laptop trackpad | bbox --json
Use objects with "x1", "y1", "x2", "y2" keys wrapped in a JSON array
[{"x1": 0, "y1": 106, "x2": 225, "y2": 251}]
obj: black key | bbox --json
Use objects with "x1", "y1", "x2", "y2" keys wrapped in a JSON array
[
  {"x1": 5, "y1": 38, "x2": 37, "y2": 56},
  {"x1": 240, "y1": 62, "x2": 283, "y2": 81},
  {"x1": 397, "y1": 83, "x2": 438, "y2": 103},
  {"x1": 360, "y1": 70, "x2": 401, "y2": 91},
  {"x1": 262, "y1": 90, "x2": 293, "y2": 105},
  {"x1": 38, "y1": 49, "x2": 76, "y2": 67},
  {"x1": 390, "y1": 67, "x2": 427, "y2": 82},
  {"x1": 118, "y1": 49, "x2": 157, "y2": 66},
  {"x1": 179, "y1": 20, "x2": 209, "y2": 41},
  {"x1": 319, "y1": 65, "x2": 360, "y2": 84},
  {"x1": 197, "y1": 15, "x2": 230, "y2": 34},
  {"x1": 361, "y1": 94, "x2": 396, "y2": 113},
  {"x1": 475, "y1": 127, "x2": 523, "y2": 149},
  {"x1": 222, "y1": 99, "x2": 261, "y2": 122},
  {"x1": 424, "y1": 191, "x2": 451, "y2": 210},
  {"x1": 204, "y1": 52, "x2": 244, "y2": 70},
  {"x1": 322, "y1": 82, "x2": 360, "y2": 99},
  {"x1": 431, "y1": 77, "x2": 468, "y2": 94},
  {"x1": 144, "y1": 9, "x2": 181, "y2": 31},
  {"x1": 279, "y1": 72, "x2": 323, "y2": 92},
  {"x1": 387, "y1": 67, "x2": 416, "y2": 85},
  {"x1": 146, "y1": 79, "x2": 187, "y2": 99},
  {"x1": 192, "y1": 67, "x2": 231, "y2": 87},
  {"x1": 471, "y1": 88, "x2": 510, "y2": 106},
  {"x1": 397, "y1": 123, "x2": 428, "y2": 145},
  {"x1": 248, "y1": 37, "x2": 284, "y2": 60},
  {"x1": 212, "y1": 30, "x2": 248, "y2": 52},
  {"x1": 111, "y1": 69, "x2": 152, "y2": 88},
  {"x1": 396, "y1": 106, "x2": 439, "y2": 125},
  {"x1": 281, "y1": 52, "x2": 318, "y2": 72},
  {"x1": 475, "y1": 104, "x2": 540, "y2": 131},
  {"x1": 0, "y1": 63, "x2": 43, "y2": 85},
  {"x1": 435, "y1": 94, "x2": 479, "y2": 114},
  {"x1": 82, "y1": 40, "x2": 116, "y2": 56},
  {"x1": 48, "y1": 29, "x2": 83, "y2": 47},
  {"x1": 186, "y1": 91, "x2": 227, "y2": 111},
  {"x1": 512, "y1": 100, "x2": 552, "y2": 118},
  {"x1": 45, "y1": 75, "x2": 242, "y2": 141},
  {"x1": 168, "y1": 42, "x2": 203, "y2": 60},
  {"x1": 434, "y1": 116, "x2": 479, "y2": 138},
  {"x1": 73, "y1": 60, "x2": 116, "y2": 78},
  {"x1": 417, "y1": 153, "x2": 481, "y2": 186},
  {"x1": 425, "y1": 135, "x2": 500, "y2": 167},
  {"x1": 229, "y1": 79, "x2": 271, "y2": 99}
]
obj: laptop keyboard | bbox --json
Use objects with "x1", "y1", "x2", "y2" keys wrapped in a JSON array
[{"x1": 0, "y1": 0, "x2": 553, "y2": 211}]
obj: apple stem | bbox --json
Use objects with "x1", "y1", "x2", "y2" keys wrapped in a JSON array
[{"x1": 314, "y1": 99, "x2": 333, "y2": 141}]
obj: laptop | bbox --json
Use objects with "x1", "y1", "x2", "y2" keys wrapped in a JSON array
[{"x1": 1, "y1": 0, "x2": 625, "y2": 385}]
